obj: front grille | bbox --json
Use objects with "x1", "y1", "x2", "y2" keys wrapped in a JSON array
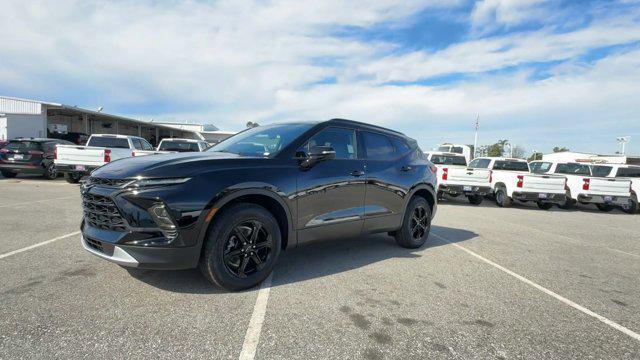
[
  {"x1": 82, "y1": 193, "x2": 128, "y2": 231},
  {"x1": 85, "y1": 237, "x2": 104, "y2": 253},
  {"x1": 85, "y1": 177, "x2": 131, "y2": 188}
]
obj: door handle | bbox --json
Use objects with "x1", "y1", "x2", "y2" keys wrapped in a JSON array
[
  {"x1": 400, "y1": 166, "x2": 412, "y2": 172},
  {"x1": 350, "y1": 170, "x2": 365, "y2": 177}
]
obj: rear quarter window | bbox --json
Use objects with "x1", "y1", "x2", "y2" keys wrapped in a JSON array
[{"x1": 362, "y1": 132, "x2": 394, "y2": 160}]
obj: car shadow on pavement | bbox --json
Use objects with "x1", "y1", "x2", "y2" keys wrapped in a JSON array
[{"x1": 125, "y1": 225, "x2": 477, "y2": 294}]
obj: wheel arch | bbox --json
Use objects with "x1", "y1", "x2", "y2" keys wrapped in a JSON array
[{"x1": 406, "y1": 183, "x2": 437, "y2": 219}]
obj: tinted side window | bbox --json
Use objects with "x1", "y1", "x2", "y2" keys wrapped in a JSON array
[
  {"x1": 469, "y1": 158, "x2": 491, "y2": 169},
  {"x1": 140, "y1": 139, "x2": 154, "y2": 150},
  {"x1": 132, "y1": 139, "x2": 143, "y2": 150},
  {"x1": 363, "y1": 132, "x2": 394, "y2": 160},
  {"x1": 493, "y1": 161, "x2": 529, "y2": 171},
  {"x1": 590, "y1": 166, "x2": 613, "y2": 177},
  {"x1": 555, "y1": 163, "x2": 590, "y2": 175},
  {"x1": 301, "y1": 127, "x2": 357, "y2": 160},
  {"x1": 529, "y1": 162, "x2": 552, "y2": 173},
  {"x1": 390, "y1": 137, "x2": 411, "y2": 156},
  {"x1": 616, "y1": 167, "x2": 640, "y2": 177}
]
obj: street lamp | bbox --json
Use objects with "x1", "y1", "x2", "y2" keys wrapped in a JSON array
[{"x1": 616, "y1": 136, "x2": 630, "y2": 155}]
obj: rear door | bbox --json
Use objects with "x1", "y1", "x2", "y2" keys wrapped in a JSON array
[
  {"x1": 295, "y1": 126, "x2": 366, "y2": 243},
  {"x1": 362, "y1": 131, "x2": 417, "y2": 233}
]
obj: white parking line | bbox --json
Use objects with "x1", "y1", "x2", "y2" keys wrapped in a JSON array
[
  {"x1": 0, "y1": 231, "x2": 80, "y2": 260},
  {"x1": 0, "y1": 196, "x2": 77, "y2": 209},
  {"x1": 239, "y1": 273, "x2": 273, "y2": 360},
  {"x1": 432, "y1": 232, "x2": 640, "y2": 342}
]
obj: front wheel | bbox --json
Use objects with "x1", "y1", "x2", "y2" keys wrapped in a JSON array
[
  {"x1": 467, "y1": 194, "x2": 483, "y2": 205},
  {"x1": 596, "y1": 204, "x2": 613, "y2": 212},
  {"x1": 394, "y1": 196, "x2": 432, "y2": 249},
  {"x1": 199, "y1": 203, "x2": 281, "y2": 291},
  {"x1": 1, "y1": 170, "x2": 17, "y2": 178},
  {"x1": 536, "y1": 201, "x2": 553, "y2": 210}
]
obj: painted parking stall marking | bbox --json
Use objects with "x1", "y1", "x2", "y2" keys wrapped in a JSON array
[
  {"x1": 0, "y1": 231, "x2": 80, "y2": 260},
  {"x1": 239, "y1": 273, "x2": 274, "y2": 360},
  {"x1": 432, "y1": 232, "x2": 640, "y2": 342}
]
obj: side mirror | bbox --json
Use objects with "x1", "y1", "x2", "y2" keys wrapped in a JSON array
[{"x1": 298, "y1": 146, "x2": 336, "y2": 169}]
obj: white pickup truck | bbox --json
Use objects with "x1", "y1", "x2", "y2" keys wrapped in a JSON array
[
  {"x1": 529, "y1": 161, "x2": 633, "y2": 212},
  {"x1": 426, "y1": 151, "x2": 491, "y2": 205},
  {"x1": 54, "y1": 134, "x2": 158, "y2": 183},
  {"x1": 469, "y1": 157, "x2": 567, "y2": 209},
  {"x1": 589, "y1": 163, "x2": 638, "y2": 214}
]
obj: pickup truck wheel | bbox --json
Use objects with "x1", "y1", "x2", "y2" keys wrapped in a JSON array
[
  {"x1": 536, "y1": 201, "x2": 553, "y2": 210},
  {"x1": 395, "y1": 196, "x2": 431, "y2": 249},
  {"x1": 621, "y1": 198, "x2": 638, "y2": 214},
  {"x1": 1, "y1": 170, "x2": 17, "y2": 178},
  {"x1": 64, "y1": 173, "x2": 82, "y2": 184},
  {"x1": 43, "y1": 163, "x2": 58, "y2": 180},
  {"x1": 467, "y1": 195, "x2": 483, "y2": 205},
  {"x1": 495, "y1": 188, "x2": 512, "y2": 207},
  {"x1": 596, "y1": 204, "x2": 614, "y2": 212},
  {"x1": 199, "y1": 203, "x2": 281, "y2": 291}
]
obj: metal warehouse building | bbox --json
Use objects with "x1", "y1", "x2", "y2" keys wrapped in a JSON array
[{"x1": 0, "y1": 96, "x2": 234, "y2": 145}]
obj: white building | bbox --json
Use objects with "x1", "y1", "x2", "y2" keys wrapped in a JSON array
[{"x1": 0, "y1": 96, "x2": 235, "y2": 145}]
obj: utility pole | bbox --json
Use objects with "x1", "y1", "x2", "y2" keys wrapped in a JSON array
[
  {"x1": 473, "y1": 114, "x2": 479, "y2": 158},
  {"x1": 616, "y1": 136, "x2": 630, "y2": 155}
]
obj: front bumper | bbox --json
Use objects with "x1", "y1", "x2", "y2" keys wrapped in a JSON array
[
  {"x1": 0, "y1": 163, "x2": 45, "y2": 175},
  {"x1": 439, "y1": 184, "x2": 491, "y2": 196},
  {"x1": 577, "y1": 194, "x2": 630, "y2": 206},
  {"x1": 512, "y1": 191, "x2": 566, "y2": 204}
]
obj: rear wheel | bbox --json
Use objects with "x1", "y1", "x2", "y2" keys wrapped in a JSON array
[
  {"x1": 43, "y1": 163, "x2": 58, "y2": 180},
  {"x1": 394, "y1": 196, "x2": 431, "y2": 249},
  {"x1": 536, "y1": 201, "x2": 553, "y2": 210},
  {"x1": 596, "y1": 204, "x2": 613, "y2": 212},
  {"x1": 621, "y1": 198, "x2": 638, "y2": 214},
  {"x1": 64, "y1": 173, "x2": 82, "y2": 184},
  {"x1": 557, "y1": 193, "x2": 575, "y2": 210},
  {"x1": 495, "y1": 188, "x2": 512, "y2": 207},
  {"x1": 1, "y1": 170, "x2": 17, "y2": 178},
  {"x1": 467, "y1": 194, "x2": 483, "y2": 205},
  {"x1": 199, "y1": 203, "x2": 281, "y2": 291}
]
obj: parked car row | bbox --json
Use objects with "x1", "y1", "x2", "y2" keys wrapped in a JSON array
[
  {"x1": 426, "y1": 151, "x2": 638, "y2": 214},
  {"x1": 0, "y1": 134, "x2": 210, "y2": 182}
]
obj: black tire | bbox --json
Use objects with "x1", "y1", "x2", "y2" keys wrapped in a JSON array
[
  {"x1": 437, "y1": 190, "x2": 444, "y2": 201},
  {"x1": 64, "y1": 173, "x2": 82, "y2": 184},
  {"x1": 596, "y1": 204, "x2": 613, "y2": 212},
  {"x1": 43, "y1": 163, "x2": 58, "y2": 180},
  {"x1": 621, "y1": 198, "x2": 638, "y2": 214},
  {"x1": 199, "y1": 203, "x2": 281, "y2": 291},
  {"x1": 557, "y1": 192, "x2": 575, "y2": 210},
  {"x1": 536, "y1": 201, "x2": 553, "y2": 210},
  {"x1": 467, "y1": 194, "x2": 483, "y2": 205},
  {"x1": 1, "y1": 170, "x2": 17, "y2": 178},
  {"x1": 394, "y1": 196, "x2": 432, "y2": 249},
  {"x1": 495, "y1": 188, "x2": 512, "y2": 208}
]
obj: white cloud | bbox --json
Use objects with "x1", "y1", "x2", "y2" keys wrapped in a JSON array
[{"x1": 471, "y1": 0, "x2": 552, "y2": 32}]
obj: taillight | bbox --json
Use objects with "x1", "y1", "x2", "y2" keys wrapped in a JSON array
[
  {"x1": 489, "y1": 170, "x2": 493, "y2": 183},
  {"x1": 104, "y1": 149, "x2": 111, "y2": 163},
  {"x1": 517, "y1": 175, "x2": 524, "y2": 188},
  {"x1": 442, "y1": 167, "x2": 448, "y2": 181},
  {"x1": 582, "y1": 178, "x2": 590, "y2": 190},
  {"x1": 132, "y1": 152, "x2": 136, "y2": 157}
]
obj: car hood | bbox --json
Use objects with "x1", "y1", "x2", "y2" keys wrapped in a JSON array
[{"x1": 91, "y1": 151, "x2": 251, "y2": 179}]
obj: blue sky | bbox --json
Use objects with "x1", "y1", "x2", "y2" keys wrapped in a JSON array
[{"x1": 1, "y1": 0, "x2": 639, "y2": 155}]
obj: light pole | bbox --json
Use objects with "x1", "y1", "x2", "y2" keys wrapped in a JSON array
[{"x1": 616, "y1": 136, "x2": 630, "y2": 155}]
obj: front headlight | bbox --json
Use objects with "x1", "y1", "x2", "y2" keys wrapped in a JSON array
[{"x1": 129, "y1": 177, "x2": 190, "y2": 188}]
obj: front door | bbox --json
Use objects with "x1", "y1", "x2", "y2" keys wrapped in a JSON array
[{"x1": 296, "y1": 127, "x2": 365, "y2": 244}]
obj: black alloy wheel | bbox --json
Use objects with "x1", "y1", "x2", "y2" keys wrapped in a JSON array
[
  {"x1": 410, "y1": 205, "x2": 429, "y2": 241},
  {"x1": 223, "y1": 220, "x2": 274, "y2": 278},
  {"x1": 394, "y1": 196, "x2": 431, "y2": 249},
  {"x1": 44, "y1": 163, "x2": 57, "y2": 180}
]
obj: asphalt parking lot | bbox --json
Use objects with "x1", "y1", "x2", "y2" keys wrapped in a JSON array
[{"x1": 1, "y1": 175, "x2": 639, "y2": 359}]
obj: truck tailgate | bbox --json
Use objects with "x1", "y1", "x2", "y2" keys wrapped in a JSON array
[
  {"x1": 522, "y1": 174, "x2": 565, "y2": 193},
  {"x1": 588, "y1": 178, "x2": 631, "y2": 196},
  {"x1": 55, "y1": 145, "x2": 106, "y2": 167},
  {"x1": 447, "y1": 167, "x2": 491, "y2": 185}
]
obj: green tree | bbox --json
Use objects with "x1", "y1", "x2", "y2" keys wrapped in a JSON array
[
  {"x1": 553, "y1": 146, "x2": 569, "y2": 153},
  {"x1": 487, "y1": 143, "x2": 503, "y2": 157},
  {"x1": 528, "y1": 152, "x2": 543, "y2": 161}
]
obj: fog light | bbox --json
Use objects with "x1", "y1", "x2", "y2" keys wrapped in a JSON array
[{"x1": 148, "y1": 203, "x2": 178, "y2": 240}]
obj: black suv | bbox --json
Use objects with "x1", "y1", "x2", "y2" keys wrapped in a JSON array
[
  {"x1": 81, "y1": 119, "x2": 437, "y2": 290},
  {"x1": 0, "y1": 138, "x2": 73, "y2": 179}
]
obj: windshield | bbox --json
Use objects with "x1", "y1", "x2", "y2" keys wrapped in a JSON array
[
  {"x1": 529, "y1": 162, "x2": 552, "y2": 173},
  {"x1": 590, "y1": 165, "x2": 613, "y2": 177},
  {"x1": 208, "y1": 123, "x2": 314, "y2": 157},
  {"x1": 430, "y1": 154, "x2": 467, "y2": 166},
  {"x1": 159, "y1": 141, "x2": 200, "y2": 152},
  {"x1": 88, "y1": 137, "x2": 130, "y2": 149}
]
